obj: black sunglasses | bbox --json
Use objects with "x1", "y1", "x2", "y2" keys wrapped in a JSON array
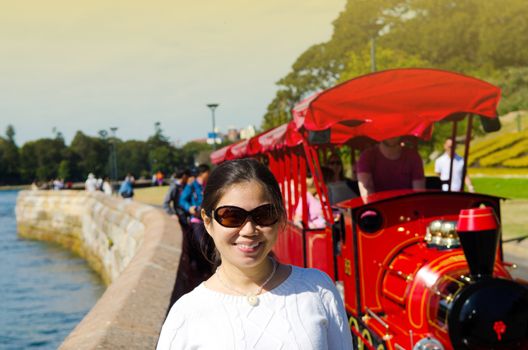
[{"x1": 212, "y1": 204, "x2": 278, "y2": 228}]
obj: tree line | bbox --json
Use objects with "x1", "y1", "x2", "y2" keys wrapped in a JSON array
[
  {"x1": 0, "y1": 123, "x2": 215, "y2": 186},
  {"x1": 261, "y1": 0, "x2": 528, "y2": 154}
]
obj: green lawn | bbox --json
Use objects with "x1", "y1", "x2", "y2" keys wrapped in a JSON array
[{"x1": 473, "y1": 177, "x2": 528, "y2": 199}]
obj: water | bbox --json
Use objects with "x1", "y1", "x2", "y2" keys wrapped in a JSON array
[{"x1": 0, "y1": 190, "x2": 105, "y2": 350}]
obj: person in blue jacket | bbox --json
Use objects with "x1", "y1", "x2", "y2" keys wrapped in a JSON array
[
  {"x1": 179, "y1": 164, "x2": 209, "y2": 220},
  {"x1": 118, "y1": 173, "x2": 135, "y2": 199}
]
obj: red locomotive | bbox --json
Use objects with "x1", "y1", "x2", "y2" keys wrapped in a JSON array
[{"x1": 211, "y1": 69, "x2": 528, "y2": 350}]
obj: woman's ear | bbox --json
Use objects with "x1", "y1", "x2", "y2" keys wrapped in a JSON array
[{"x1": 201, "y1": 209, "x2": 212, "y2": 231}]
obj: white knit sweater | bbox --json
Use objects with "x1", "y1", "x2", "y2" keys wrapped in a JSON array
[{"x1": 157, "y1": 266, "x2": 353, "y2": 350}]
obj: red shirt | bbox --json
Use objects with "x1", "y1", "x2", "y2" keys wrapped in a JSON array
[{"x1": 357, "y1": 146, "x2": 424, "y2": 192}]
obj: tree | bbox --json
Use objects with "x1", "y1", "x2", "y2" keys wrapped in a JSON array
[
  {"x1": 70, "y1": 131, "x2": 110, "y2": 177},
  {"x1": 6, "y1": 125, "x2": 16, "y2": 144},
  {"x1": 0, "y1": 125, "x2": 20, "y2": 184},
  {"x1": 116, "y1": 140, "x2": 149, "y2": 179},
  {"x1": 260, "y1": 0, "x2": 409, "y2": 131},
  {"x1": 57, "y1": 160, "x2": 71, "y2": 180},
  {"x1": 19, "y1": 138, "x2": 66, "y2": 182},
  {"x1": 339, "y1": 46, "x2": 430, "y2": 82},
  {"x1": 181, "y1": 141, "x2": 212, "y2": 167},
  {"x1": 145, "y1": 122, "x2": 181, "y2": 174},
  {"x1": 476, "y1": 0, "x2": 528, "y2": 68},
  {"x1": 261, "y1": 89, "x2": 297, "y2": 130}
]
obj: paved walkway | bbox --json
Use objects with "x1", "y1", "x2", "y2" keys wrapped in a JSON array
[{"x1": 504, "y1": 239, "x2": 528, "y2": 270}]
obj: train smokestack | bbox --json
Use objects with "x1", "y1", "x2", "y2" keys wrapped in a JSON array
[{"x1": 456, "y1": 207, "x2": 499, "y2": 280}]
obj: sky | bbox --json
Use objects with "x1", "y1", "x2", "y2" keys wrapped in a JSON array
[{"x1": 0, "y1": 0, "x2": 345, "y2": 146}]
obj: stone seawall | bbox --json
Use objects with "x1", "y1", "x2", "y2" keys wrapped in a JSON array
[{"x1": 16, "y1": 190, "x2": 181, "y2": 349}]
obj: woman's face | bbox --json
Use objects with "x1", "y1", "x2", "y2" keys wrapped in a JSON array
[{"x1": 202, "y1": 180, "x2": 279, "y2": 270}]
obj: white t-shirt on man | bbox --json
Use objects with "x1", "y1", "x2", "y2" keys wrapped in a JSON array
[{"x1": 435, "y1": 153, "x2": 464, "y2": 191}]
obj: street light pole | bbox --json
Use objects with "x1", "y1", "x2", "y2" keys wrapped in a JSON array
[
  {"x1": 207, "y1": 103, "x2": 219, "y2": 150},
  {"x1": 110, "y1": 127, "x2": 118, "y2": 182}
]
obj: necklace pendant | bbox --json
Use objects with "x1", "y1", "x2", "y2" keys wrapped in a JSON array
[{"x1": 246, "y1": 294, "x2": 259, "y2": 306}]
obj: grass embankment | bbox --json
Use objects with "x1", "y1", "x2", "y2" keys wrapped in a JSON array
[{"x1": 471, "y1": 177, "x2": 528, "y2": 239}]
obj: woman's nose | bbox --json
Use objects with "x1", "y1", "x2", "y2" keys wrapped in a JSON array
[{"x1": 239, "y1": 218, "x2": 257, "y2": 236}]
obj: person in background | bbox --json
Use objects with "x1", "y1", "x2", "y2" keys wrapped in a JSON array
[
  {"x1": 52, "y1": 178, "x2": 64, "y2": 191},
  {"x1": 31, "y1": 180, "x2": 39, "y2": 191},
  {"x1": 179, "y1": 164, "x2": 213, "y2": 279},
  {"x1": 179, "y1": 164, "x2": 210, "y2": 223},
  {"x1": 163, "y1": 169, "x2": 191, "y2": 229},
  {"x1": 118, "y1": 173, "x2": 134, "y2": 199},
  {"x1": 157, "y1": 158, "x2": 353, "y2": 350},
  {"x1": 294, "y1": 175, "x2": 326, "y2": 229},
  {"x1": 435, "y1": 138, "x2": 475, "y2": 192},
  {"x1": 357, "y1": 136, "x2": 425, "y2": 198},
  {"x1": 293, "y1": 167, "x2": 334, "y2": 229},
  {"x1": 327, "y1": 153, "x2": 348, "y2": 183},
  {"x1": 102, "y1": 177, "x2": 113, "y2": 195},
  {"x1": 85, "y1": 173, "x2": 98, "y2": 192},
  {"x1": 156, "y1": 170, "x2": 164, "y2": 186}
]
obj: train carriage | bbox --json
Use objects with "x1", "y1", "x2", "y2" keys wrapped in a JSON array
[{"x1": 210, "y1": 69, "x2": 528, "y2": 350}]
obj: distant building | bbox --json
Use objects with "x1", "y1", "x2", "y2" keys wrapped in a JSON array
[
  {"x1": 226, "y1": 127, "x2": 240, "y2": 142},
  {"x1": 240, "y1": 125, "x2": 256, "y2": 140},
  {"x1": 196, "y1": 124, "x2": 256, "y2": 145}
]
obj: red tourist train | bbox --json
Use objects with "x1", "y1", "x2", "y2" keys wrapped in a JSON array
[{"x1": 210, "y1": 69, "x2": 528, "y2": 350}]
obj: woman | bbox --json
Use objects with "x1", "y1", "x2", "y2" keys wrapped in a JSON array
[{"x1": 157, "y1": 158, "x2": 353, "y2": 349}]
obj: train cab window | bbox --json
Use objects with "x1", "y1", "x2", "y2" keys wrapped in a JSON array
[{"x1": 357, "y1": 208, "x2": 383, "y2": 233}]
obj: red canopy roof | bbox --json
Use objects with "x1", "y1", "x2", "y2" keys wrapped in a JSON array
[
  {"x1": 252, "y1": 122, "x2": 303, "y2": 152},
  {"x1": 293, "y1": 68, "x2": 501, "y2": 143},
  {"x1": 210, "y1": 145, "x2": 231, "y2": 164},
  {"x1": 210, "y1": 122, "x2": 304, "y2": 164}
]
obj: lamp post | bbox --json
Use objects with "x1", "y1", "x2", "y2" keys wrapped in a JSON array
[
  {"x1": 207, "y1": 103, "x2": 219, "y2": 149},
  {"x1": 110, "y1": 127, "x2": 118, "y2": 182}
]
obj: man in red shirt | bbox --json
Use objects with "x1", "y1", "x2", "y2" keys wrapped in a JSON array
[{"x1": 357, "y1": 137, "x2": 425, "y2": 198}]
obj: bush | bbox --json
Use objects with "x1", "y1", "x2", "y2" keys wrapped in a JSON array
[
  {"x1": 503, "y1": 155, "x2": 528, "y2": 168},
  {"x1": 479, "y1": 138, "x2": 528, "y2": 166},
  {"x1": 468, "y1": 130, "x2": 528, "y2": 165}
]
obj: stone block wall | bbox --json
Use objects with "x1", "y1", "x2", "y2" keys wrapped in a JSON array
[{"x1": 16, "y1": 190, "x2": 181, "y2": 349}]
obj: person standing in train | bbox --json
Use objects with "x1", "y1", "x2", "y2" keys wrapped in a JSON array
[
  {"x1": 157, "y1": 158, "x2": 353, "y2": 350},
  {"x1": 357, "y1": 136, "x2": 425, "y2": 198}
]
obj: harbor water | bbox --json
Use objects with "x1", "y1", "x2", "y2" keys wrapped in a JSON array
[{"x1": 0, "y1": 190, "x2": 105, "y2": 349}]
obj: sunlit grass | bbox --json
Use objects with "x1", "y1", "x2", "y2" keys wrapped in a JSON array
[
  {"x1": 473, "y1": 178, "x2": 528, "y2": 199},
  {"x1": 133, "y1": 185, "x2": 168, "y2": 206},
  {"x1": 425, "y1": 165, "x2": 528, "y2": 177}
]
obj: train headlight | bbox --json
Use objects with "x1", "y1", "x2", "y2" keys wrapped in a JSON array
[{"x1": 413, "y1": 337, "x2": 444, "y2": 350}]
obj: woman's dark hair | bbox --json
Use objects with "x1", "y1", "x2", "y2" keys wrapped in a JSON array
[{"x1": 202, "y1": 158, "x2": 286, "y2": 223}]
